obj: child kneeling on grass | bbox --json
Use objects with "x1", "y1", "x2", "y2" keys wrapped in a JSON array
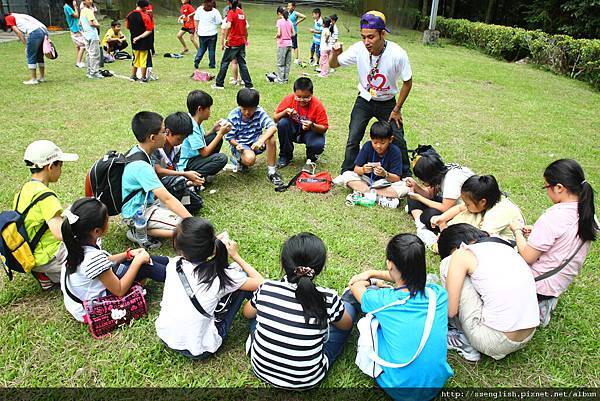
[
  {"x1": 122, "y1": 111, "x2": 192, "y2": 248},
  {"x1": 226, "y1": 88, "x2": 284, "y2": 186},
  {"x1": 339, "y1": 121, "x2": 408, "y2": 209},
  {"x1": 61, "y1": 198, "x2": 167, "y2": 322},
  {"x1": 347, "y1": 234, "x2": 453, "y2": 401},
  {"x1": 243, "y1": 233, "x2": 355, "y2": 390},
  {"x1": 155, "y1": 217, "x2": 263, "y2": 360},
  {"x1": 438, "y1": 224, "x2": 539, "y2": 362},
  {"x1": 430, "y1": 175, "x2": 524, "y2": 242}
]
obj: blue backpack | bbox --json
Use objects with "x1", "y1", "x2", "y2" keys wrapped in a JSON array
[{"x1": 0, "y1": 191, "x2": 56, "y2": 280}]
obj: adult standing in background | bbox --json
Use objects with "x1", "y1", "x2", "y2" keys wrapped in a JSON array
[
  {"x1": 287, "y1": 1, "x2": 305, "y2": 64},
  {"x1": 63, "y1": 0, "x2": 86, "y2": 68},
  {"x1": 194, "y1": 0, "x2": 222, "y2": 70},
  {"x1": 213, "y1": 0, "x2": 252, "y2": 89},
  {"x1": 330, "y1": 11, "x2": 412, "y2": 179},
  {"x1": 1, "y1": 13, "x2": 49, "y2": 84}
]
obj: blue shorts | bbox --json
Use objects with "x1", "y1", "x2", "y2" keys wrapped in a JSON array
[
  {"x1": 26, "y1": 28, "x2": 46, "y2": 69},
  {"x1": 291, "y1": 34, "x2": 298, "y2": 49}
]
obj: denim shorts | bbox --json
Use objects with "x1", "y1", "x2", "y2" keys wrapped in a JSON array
[{"x1": 26, "y1": 28, "x2": 46, "y2": 68}]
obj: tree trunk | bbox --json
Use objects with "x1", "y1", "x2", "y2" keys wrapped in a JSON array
[
  {"x1": 450, "y1": 0, "x2": 457, "y2": 18},
  {"x1": 422, "y1": 0, "x2": 430, "y2": 19},
  {"x1": 486, "y1": 0, "x2": 496, "y2": 23}
]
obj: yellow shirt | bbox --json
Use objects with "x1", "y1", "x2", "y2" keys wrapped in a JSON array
[
  {"x1": 13, "y1": 181, "x2": 63, "y2": 267},
  {"x1": 101, "y1": 27, "x2": 125, "y2": 47}
]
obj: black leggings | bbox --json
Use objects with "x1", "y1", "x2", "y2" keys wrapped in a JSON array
[{"x1": 407, "y1": 196, "x2": 443, "y2": 232}]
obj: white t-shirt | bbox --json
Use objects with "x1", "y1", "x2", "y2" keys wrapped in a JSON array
[
  {"x1": 155, "y1": 257, "x2": 247, "y2": 356},
  {"x1": 10, "y1": 13, "x2": 46, "y2": 34},
  {"x1": 337, "y1": 40, "x2": 412, "y2": 101},
  {"x1": 61, "y1": 246, "x2": 112, "y2": 322},
  {"x1": 466, "y1": 243, "x2": 540, "y2": 332},
  {"x1": 440, "y1": 166, "x2": 475, "y2": 200},
  {"x1": 194, "y1": 7, "x2": 222, "y2": 36}
]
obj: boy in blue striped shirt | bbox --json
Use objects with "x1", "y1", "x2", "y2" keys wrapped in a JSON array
[
  {"x1": 309, "y1": 8, "x2": 322, "y2": 66},
  {"x1": 226, "y1": 88, "x2": 284, "y2": 186}
]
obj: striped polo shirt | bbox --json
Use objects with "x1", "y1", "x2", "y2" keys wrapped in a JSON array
[
  {"x1": 226, "y1": 106, "x2": 274, "y2": 146},
  {"x1": 248, "y1": 277, "x2": 345, "y2": 390}
]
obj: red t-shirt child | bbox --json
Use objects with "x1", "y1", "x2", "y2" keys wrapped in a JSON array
[
  {"x1": 226, "y1": 8, "x2": 247, "y2": 47},
  {"x1": 180, "y1": 4, "x2": 195, "y2": 31},
  {"x1": 275, "y1": 94, "x2": 329, "y2": 129}
]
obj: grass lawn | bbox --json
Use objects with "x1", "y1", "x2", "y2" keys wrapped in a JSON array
[{"x1": 0, "y1": 3, "x2": 598, "y2": 393}]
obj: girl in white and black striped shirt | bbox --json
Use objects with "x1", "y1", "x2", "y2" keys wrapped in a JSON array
[{"x1": 243, "y1": 233, "x2": 356, "y2": 390}]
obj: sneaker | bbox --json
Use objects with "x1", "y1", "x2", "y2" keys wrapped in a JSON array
[
  {"x1": 23, "y1": 79, "x2": 39, "y2": 85},
  {"x1": 126, "y1": 229, "x2": 162, "y2": 249},
  {"x1": 377, "y1": 196, "x2": 400, "y2": 209},
  {"x1": 148, "y1": 72, "x2": 159, "y2": 81},
  {"x1": 538, "y1": 297, "x2": 558, "y2": 327},
  {"x1": 265, "y1": 72, "x2": 277, "y2": 83},
  {"x1": 31, "y1": 272, "x2": 55, "y2": 291},
  {"x1": 332, "y1": 174, "x2": 346, "y2": 186},
  {"x1": 87, "y1": 73, "x2": 104, "y2": 79},
  {"x1": 277, "y1": 157, "x2": 291, "y2": 169},
  {"x1": 129, "y1": 75, "x2": 138, "y2": 82},
  {"x1": 447, "y1": 328, "x2": 482, "y2": 362},
  {"x1": 294, "y1": 59, "x2": 300, "y2": 64},
  {"x1": 212, "y1": 84, "x2": 225, "y2": 90},
  {"x1": 268, "y1": 171, "x2": 284, "y2": 186},
  {"x1": 76, "y1": 62, "x2": 86, "y2": 68},
  {"x1": 416, "y1": 227, "x2": 438, "y2": 249},
  {"x1": 238, "y1": 163, "x2": 249, "y2": 173},
  {"x1": 37, "y1": 77, "x2": 46, "y2": 83},
  {"x1": 139, "y1": 77, "x2": 148, "y2": 83},
  {"x1": 345, "y1": 192, "x2": 360, "y2": 206},
  {"x1": 302, "y1": 159, "x2": 315, "y2": 173}
]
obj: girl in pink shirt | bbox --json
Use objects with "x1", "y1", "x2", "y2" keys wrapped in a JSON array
[
  {"x1": 274, "y1": 6, "x2": 293, "y2": 83},
  {"x1": 510, "y1": 159, "x2": 597, "y2": 326}
]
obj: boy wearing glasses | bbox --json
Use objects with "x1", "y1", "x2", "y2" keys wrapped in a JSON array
[{"x1": 274, "y1": 77, "x2": 328, "y2": 172}]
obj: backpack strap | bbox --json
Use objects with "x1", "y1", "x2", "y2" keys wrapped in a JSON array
[
  {"x1": 368, "y1": 287, "x2": 437, "y2": 369},
  {"x1": 274, "y1": 170, "x2": 303, "y2": 193},
  {"x1": 17, "y1": 191, "x2": 57, "y2": 253},
  {"x1": 534, "y1": 240, "x2": 586, "y2": 282},
  {"x1": 121, "y1": 149, "x2": 152, "y2": 206},
  {"x1": 62, "y1": 269, "x2": 84, "y2": 305},
  {"x1": 475, "y1": 236, "x2": 515, "y2": 248},
  {"x1": 176, "y1": 257, "x2": 213, "y2": 319}
]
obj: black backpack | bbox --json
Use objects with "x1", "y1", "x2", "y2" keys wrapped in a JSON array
[
  {"x1": 87, "y1": 150, "x2": 151, "y2": 216},
  {"x1": 160, "y1": 176, "x2": 204, "y2": 215}
]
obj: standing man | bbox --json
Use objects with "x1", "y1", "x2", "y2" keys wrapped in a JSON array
[
  {"x1": 213, "y1": 0, "x2": 252, "y2": 89},
  {"x1": 330, "y1": 11, "x2": 412, "y2": 179},
  {"x1": 287, "y1": 1, "x2": 305, "y2": 64}
]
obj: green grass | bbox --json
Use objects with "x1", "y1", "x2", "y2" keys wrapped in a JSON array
[{"x1": 0, "y1": 3, "x2": 599, "y2": 392}]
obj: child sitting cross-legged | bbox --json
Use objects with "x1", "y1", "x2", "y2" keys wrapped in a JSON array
[
  {"x1": 122, "y1": 111, "x2": 192, "y2": 248},
  {"x1": 243, "y1": 233, "x2": 355, "y2": 390},
  {"x1": 226, "y1": 88, "x2": 284, "y2": 186},
  {"x1": 347, "y1": 234, "x2": 453, "y2": 401},
  {"x1": 61, "y1": 198, "x2": 167, "y2": 322},
  {"x1": 339, "y1": 121, "x2": 408, "y2": 209},
  {"x1": 155, "y1": 217, "x2": 263, "y2": 360}
]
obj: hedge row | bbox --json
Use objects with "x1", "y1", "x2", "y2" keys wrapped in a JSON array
[{"x1": 434, "y1": 17, "x2": 600, "y2": 90}]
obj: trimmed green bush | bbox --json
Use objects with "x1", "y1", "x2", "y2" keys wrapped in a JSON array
[{"x1": 435, "y1": 17, "x2": 600, "y2": 90}]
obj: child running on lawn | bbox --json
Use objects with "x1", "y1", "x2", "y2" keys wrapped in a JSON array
[{"x1": 177, "y1": 0, "x2": 198, "y2": 54}]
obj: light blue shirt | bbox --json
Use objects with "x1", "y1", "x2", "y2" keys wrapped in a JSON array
[
  {"x1": 312, "y1": 18, "x2": 322, "y2": 44},
  {"x1": 225, "y1": 106, "x2": 274, "y2": 146},
  {"x1": 121, "y1": 146, "x2": 163, "y2": 219},
  {"x1": 289, "y1": 10, "x2": 298, "y2": 33},
  {"x1": 361, "y1": 284, "x2": 453, "y2": 401},
  {"x1": 80, "y1": 8, "x2": 99, "y2": 41},
  {"x1": 63, "y1": 4, "x2": 80, "y2": 33},
  {"x1": 178, "y1": 115, "x2": 206, "y2": 171}
]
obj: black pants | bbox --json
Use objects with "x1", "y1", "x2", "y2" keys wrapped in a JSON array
[
  {"x1": 277, "y1": 117, "x2": 325, "y2": 161},
  {"x1": 185, "y1": 132, "x2": 227, "y2": 176},
  {"x1": 215, "y1": 45, "x2": 252, "y2": 87},
  {"x1": 407, "y1": 196, "x2": 443, "y2": 232},
  {"x1": 105, "y1": 40, "x2": 128, "y2": 53},
  {"x1": 341, "y1": 96, "x2": 411, "y2": 177}
]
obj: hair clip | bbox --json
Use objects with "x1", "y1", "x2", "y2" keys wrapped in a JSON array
[
  {"x1": 293, "y1": 266, "x2": 315, "y2": 278},
  {"x1": 62, "y1": 208, "x2": 79, "y2": 225}
]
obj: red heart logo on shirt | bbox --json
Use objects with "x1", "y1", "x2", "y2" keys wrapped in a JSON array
[{"x1": 368, "y1": 73, "x2": 387, "y2": 90}]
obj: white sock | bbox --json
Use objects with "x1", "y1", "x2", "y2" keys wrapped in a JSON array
[
  {"x1": 267, "y1": 165, "x2": 277, "y2": 175},
  {"x1": 414, "y1": 218, "x2": 426, "y2": 230}
]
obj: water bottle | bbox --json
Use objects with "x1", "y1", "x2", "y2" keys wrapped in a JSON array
[{"x1": 133, "y1": 209, "x2": 148, "y2": 246}]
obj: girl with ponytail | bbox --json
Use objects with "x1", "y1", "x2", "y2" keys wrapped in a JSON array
[
  {"x1": 243, "y1": 233, "x2": 355, "y2": 390},
  {"x1": 155, "y1": 217, "x2": 262, "y2": 360},
  {"x1": 430, "y1": 175, "x2": 524, "y2": 241},
  {"x1": 509, "y1": 159, "x2": 597, "y2": 326},
  {"x1": 61, "y1": 198, "x2": 168, "y2": 322}
]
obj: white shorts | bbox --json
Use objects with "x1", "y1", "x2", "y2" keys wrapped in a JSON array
[
  {"x1": 32, "y1": 243, "x2": 67, "y2": 283},
  {"x1": 339, "y1": 170, "x2": 409, "y2": 198}
]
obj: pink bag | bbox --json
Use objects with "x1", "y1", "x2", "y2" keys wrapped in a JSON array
[
  {"x1": 82, "y1": 284, "x2": 148, "y2": 339},
  {"x1": 192, "y1": 70, "x2": 213, "y2": 81},
  {"x1": 43, "y1": 35, "x2": 58, "y2": 59}
]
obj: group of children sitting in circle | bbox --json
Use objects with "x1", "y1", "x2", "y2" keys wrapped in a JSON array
[{"x1": 11, "y1": 73, "x2": 597, "y2": 398}]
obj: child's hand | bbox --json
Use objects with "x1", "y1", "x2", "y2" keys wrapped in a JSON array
[
  {"x1": 224, "y1": 239, "x2": 239, "y2": 258},
  {"x1": 301, "y1": 119, "x2": 313, "y2": 131},
  {"x1": 130, "y1": 248, "x2": 145, "y2": 257},
  {"x1": 285, "y1": 108, "x2": 295, "y2": 117},
  {"x1": 362, "y1": 164, "x2": 373, "y2": 174},
  {"x1": 405, "y1": 177, "x2": 416, "y2": 189},
  {"x1": 348, "y1": 271, "x2": 371, "y2": 286},
  {"x1": 430, "y1": 216, "x2": 447, "y2": 230},
  {"x1": 218, "y1": 122, "x2": 232, "y2": 135},
  {"x1": 133, "y1": 249, "x2": 151, "y2": 264},
  {"x1": 251, "y1": 140, "x2": 265, "y2": 151},
  {"x1": 235, "y1": 143, "x2": 244, "y2": 151},
  {"x1": 184, "y1": 171, "x2": 204, "y2": 186}
]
